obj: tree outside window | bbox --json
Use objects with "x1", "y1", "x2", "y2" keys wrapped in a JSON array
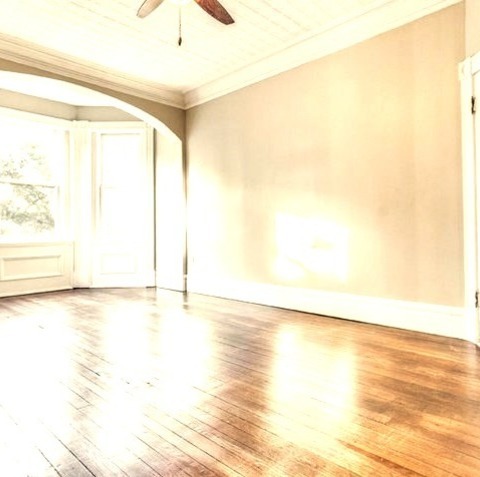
[{"x1": 0, "y1": 117, "x2": 68, "y2": 241}]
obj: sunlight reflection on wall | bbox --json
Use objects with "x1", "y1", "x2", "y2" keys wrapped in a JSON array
[
  {"x1": 155, "y1": 134, "x2": 184, "y2": 289},
  {"x1": 268, "y1": 325, "x2": 357, "y2": 444},
  {"x1": 187, "y1": 166, "x2": 224, "y2": 275},
  {"x1": 274, "y1": 214, "x2": 349, "y2": 282}
]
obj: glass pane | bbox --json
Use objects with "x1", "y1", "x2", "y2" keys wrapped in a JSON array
[
  {"x1": 0, "y1": 183, "x2": 57, "y2": 238},
  {"x1": 99, "y1": 186, "x2": 142, "y2": 239},
  {"x1": 0, "y1": 115, "x2": 68, "y2": 241},
  {"x1": 100, "y1": 133, "x2": 142, "y2": 186},
  {"x1": 0, "y1": 119, "x2": 66, "y2": 184}
]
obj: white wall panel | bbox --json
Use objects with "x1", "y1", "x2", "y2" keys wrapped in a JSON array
[{"x1": 0, "y1": 242, "x2": 73, "y2": 297}]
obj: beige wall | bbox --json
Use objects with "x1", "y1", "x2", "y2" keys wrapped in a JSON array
[
  {"x1": 76, "y1": 106, "x2": 136, "y2": 121},
  {"x1": 0, "y1": 89, "x2": 138, "y2": 121},
  {"x1": 0, "y1": 58, "x2": 185, "y2": 140},
  {"x1": 0, "y1": 89, "x2": 76, "y2": 119},
  {"x1": 466, "y1": 0, "x2": 480, "y2": 56},
  {"x1": 186, "y1": 3, "x2": 465, "y2": 307}
]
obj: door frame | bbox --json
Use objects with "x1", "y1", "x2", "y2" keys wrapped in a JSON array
[
  {"x1": 460, "y1": 51, "x2": 480, "y2": 344},
  {"x1": 91, "y1": 121, "x2": 155, "y2": 288},
  {"x1": 72, "y1": 121, "x2": 155, "y2": 288}
]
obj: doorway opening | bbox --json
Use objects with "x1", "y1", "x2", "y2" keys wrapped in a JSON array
[{"x1": 0, "y1": 72, "x2": 185, "y2": 296}]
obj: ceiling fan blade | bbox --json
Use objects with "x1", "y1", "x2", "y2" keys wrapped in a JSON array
[
  {"x1": 194, "y1": 0, "x2": 234, "y2": 25},
  {"x1": 137, "y1": 0, "x2": 165, "y2": 18}
]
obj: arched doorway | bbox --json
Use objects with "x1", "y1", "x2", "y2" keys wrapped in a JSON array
[{"x1": 0, "y1": 72, "x2": 185, "y2": 294}]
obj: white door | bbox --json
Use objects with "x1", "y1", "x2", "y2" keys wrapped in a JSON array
[
  {"x1": 461, "y1": 54, "x2": 480, "y2": 343},
  {"x1": 91, "y1": 123, "x2": 154, "y2": 287}
]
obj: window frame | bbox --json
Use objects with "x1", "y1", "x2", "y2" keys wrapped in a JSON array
[{"x1": 0, "y1": 107, "x2": 71, "y2": 244}]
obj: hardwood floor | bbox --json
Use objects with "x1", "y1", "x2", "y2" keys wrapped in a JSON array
[{"x1": 0, "y1": 289, "x2": 479, "y2": 476}]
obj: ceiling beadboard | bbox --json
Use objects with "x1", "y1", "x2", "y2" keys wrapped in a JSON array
[{"x1": 0, "y1": 0, "x2": 462, "y2": 108}]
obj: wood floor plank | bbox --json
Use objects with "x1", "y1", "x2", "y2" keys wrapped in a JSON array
[{"x1": 1, "y1": 288, "x2": 480, "y2": 476}]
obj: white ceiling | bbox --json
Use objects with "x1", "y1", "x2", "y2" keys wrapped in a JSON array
[{"x1": 0, "y1": 0, "x2": 461, "y2": 108}]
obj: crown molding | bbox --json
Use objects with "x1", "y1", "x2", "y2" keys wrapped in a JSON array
[
  {"x1": 0, "y1": 33, "x2": 185, "y2": 109},
  {"x1": 184, "y1": 0, "x2": 462, "y2": 108},
  {"x1": 0, "y1": 0, "x2": 462, "y2": 111}
]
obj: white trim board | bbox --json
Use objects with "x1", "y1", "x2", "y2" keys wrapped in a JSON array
[
  {"x1": 188, "y1": 276, "x2": 467, "y2": 340},
  {"x1": 459, "y1": 51, "x2": 480, "y2": 344},
  {"x1": 0, "y1": 33, "x2": 184, "y2": 109}
]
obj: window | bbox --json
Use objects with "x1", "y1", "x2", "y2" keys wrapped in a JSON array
[{"x1": 0, "y1": 113, "x2": 69, "y2": 241}]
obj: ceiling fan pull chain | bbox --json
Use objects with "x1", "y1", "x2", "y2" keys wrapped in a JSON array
[{"x1": 178, "y1": 6, "x2": 183, "y2": 46}]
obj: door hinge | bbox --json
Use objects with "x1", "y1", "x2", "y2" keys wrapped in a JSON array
[
  {"x1": 476, "y1": 290, "x2": 479, "y2": 308},
  {"x1": 472, "y1": 96, "x2": 476, "y2": 115}
]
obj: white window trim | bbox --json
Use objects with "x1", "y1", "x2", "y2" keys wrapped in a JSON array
[{"x1": 0, "y1": 107, "x2": 72, "y2": 244}]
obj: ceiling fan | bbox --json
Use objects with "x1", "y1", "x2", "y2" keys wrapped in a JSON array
[{"x1": 137, "y1": 0, "x2": 235, "y2": 25}]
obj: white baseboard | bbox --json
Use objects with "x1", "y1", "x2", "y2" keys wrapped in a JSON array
[
  {"x1": 187, "y1": 276, "x2": 467, "y2": 340},
  {"x1": 0, "y1": 285, "x2": 73, "y2": 299}
]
